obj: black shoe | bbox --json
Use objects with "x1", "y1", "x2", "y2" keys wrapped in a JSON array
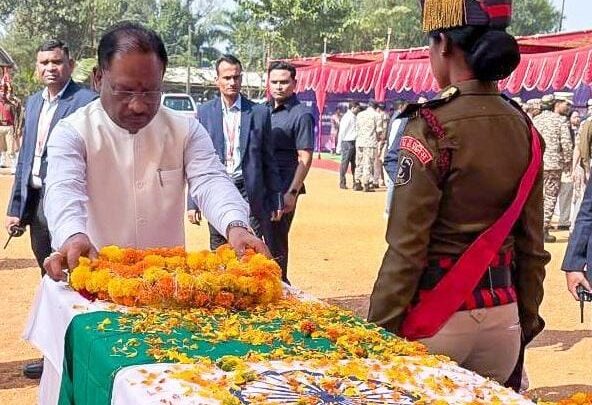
[
  {"x1": 339, "y1": 184, "x2": 347, "y2": 189},
  {"x1": 353, "y1": 182, "x2": 363, "y2": 191},
  {"x1": 363, "y1": 183, "x2": 375, "y2": 192},
  {"x1": 23, "y1": 359, "x2": 43, "y2": 379},
  {"x1": 556, "y1": 225, "x2": 570, "y2": 231},
  {"x1": 544, "y1": 231, "x2": 556, "y2": 243}
]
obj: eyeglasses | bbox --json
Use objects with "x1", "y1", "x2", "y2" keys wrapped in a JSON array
[{"x1": 103, "y1": 77, "x2": 162, "y2": 105}]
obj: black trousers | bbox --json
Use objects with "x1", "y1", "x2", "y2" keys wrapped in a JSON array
[
  {"x1": 207, "y1": 179, "x2": 265, "y2": 251},
  {"x1": 267, "y1": 211, "x2": 295, "y2": 284},
  {"x1": 22, "y1": 188, "x2": 52, "y2": 275},
  {"x1": 339, "y1": 140, "x2": 356, "y2": 186}
]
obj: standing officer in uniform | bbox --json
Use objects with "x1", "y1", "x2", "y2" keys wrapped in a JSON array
[
  {"x1": 354, "y1": 100, "x2": 383, "y2": 192},
  {"x1": 525, "y1": 98, "x2": 541, "y2": 119},
  {"x1": 368, "y1": 0, "x2": 549, "y2": 387},
  {"x1": 533, "y1": 94, "x2": 572, "y2": 243}
]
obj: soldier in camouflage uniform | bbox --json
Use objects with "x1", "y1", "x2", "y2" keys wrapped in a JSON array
[
  {"x1": 354, "y1": 100, "x2": 383, "y2": 192},
  {"x1": 532, "y1": 94, "x2": 572, "y2": 243},
  {"x1": 525, "y1": 98, "x2": 541, "y2": 119}
]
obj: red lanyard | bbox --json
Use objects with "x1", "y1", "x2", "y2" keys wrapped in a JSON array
[{"x1": 223, "y1": 109, "x2": 239, "y2": 161}]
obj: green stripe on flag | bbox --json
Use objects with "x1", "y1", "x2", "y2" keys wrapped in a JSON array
[{"x1": 57, "y1": 309, "x2": 343, "y2": 404}]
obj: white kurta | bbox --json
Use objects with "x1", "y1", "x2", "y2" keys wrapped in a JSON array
[{"x1": 44, "y1": 99, "x2": 249, "y2": 250}]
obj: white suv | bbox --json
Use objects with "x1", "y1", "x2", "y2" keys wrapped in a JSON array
[{"x1": 161, "y1": 93, "x2": 197, "y2": 117}]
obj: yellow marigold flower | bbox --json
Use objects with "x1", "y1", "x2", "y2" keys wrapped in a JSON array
[
  {"x1": 99, "y1": 245, "x2": 124, "y2": 262},
  {"x1": 70, "y1": 266, "x2": 92, "y2": 291},
  {"x1": 86, "y1": 268, "x2": 111, "y2": 293},
  {"x1": 176, "y1": 272, "x2": 194, "y2": 289},
  {"x1": 217, "y1": 273, "x2": 239, "y2": 292},
  {"x1": 143, "y1": 266, "x2": 169, "y2": 283},
  {"x1": 205, "y1": 254, "x2": 223, "y2": 272},
  {"x1": 236, "y1": 276, "x2": 259, "y2": 295},
  {"x1": 225, "y1": 258, "x2": 243, "y2": 275},
  {"x1": 165, "y1": 256, "x2": 184, "y2": 269},
  {"x1": 215, "y1": 244, "x2": 237, "y2": 264},
  {"x1": 143, "y1": 254, "x2": 165, "y2": 268},
  {"x1": 186, "y1": 251, "x2": 209, "y2": 272},
  {"x1": 194, "y1": 272, "x2": 221, "y2": 295}
]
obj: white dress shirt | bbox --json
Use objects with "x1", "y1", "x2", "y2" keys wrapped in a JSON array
[
  {"x1": 44, "y1": 100, "x2": 249, "y2": 250},
  {"x1": 338, "y1": 110, "x2": 357, "y2": 142},
  {"x1": 222, "y1": 95, "x2": 242, "y2": 178}
]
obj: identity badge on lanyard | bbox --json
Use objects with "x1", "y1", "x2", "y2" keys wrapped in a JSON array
[
  {"x1": 31, "y1": 104, "x2": 53, "y2": 187},
  {"x1": 223, "y1": 110, "x2": 240, "y2": 174}
]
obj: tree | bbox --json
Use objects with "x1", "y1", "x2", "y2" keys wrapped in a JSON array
[
  {"x1": 0, "y1": 0, "x2": 227, "y2": 97},
  {"x1": 229, "y1": 0, "x2": 356, "y2": 60},
  {"x1": 510, "y1": 0, "x2": 561, "y2": 36},
  {"x1": 342, "y1": 0, "x2": 424, "y2": 51}
]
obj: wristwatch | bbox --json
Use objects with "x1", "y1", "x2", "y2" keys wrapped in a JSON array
[{"x1": 226, "y1": 220, "x2": 250, "y2": 238}]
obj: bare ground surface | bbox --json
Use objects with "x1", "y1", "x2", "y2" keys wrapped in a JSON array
[{"x1": 0, "y1": 166, "x2": 591, "y2": 403}]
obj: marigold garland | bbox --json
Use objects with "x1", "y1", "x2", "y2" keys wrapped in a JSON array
[{"x1": 69, "y1": 245, "x2": 283, "y2": 309}]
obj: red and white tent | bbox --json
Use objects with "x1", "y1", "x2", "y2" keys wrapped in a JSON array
[{"x1": 285, "y1": 29, "x2": 592, "y2": 117}]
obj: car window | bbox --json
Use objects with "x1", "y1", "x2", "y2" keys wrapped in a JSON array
[{"x1": 163, "y1": 96, "x2": 195, "y2": 111}]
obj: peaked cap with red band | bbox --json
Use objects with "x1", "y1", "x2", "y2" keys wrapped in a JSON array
[{"x1": 419, "y1": 0, "x2": 512, "y2": 32}]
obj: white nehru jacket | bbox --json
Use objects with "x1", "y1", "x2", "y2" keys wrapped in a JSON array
[{"x1": 44, "y1": 99, "x2": 249, "y2": 250}]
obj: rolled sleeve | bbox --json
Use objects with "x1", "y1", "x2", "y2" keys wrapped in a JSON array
[
  {"x1": 185, "y1": 120, "x2": 249, "y2": 237},
  {"x1": 44, "y1": 122, "x2": 89, "y2": 249}
]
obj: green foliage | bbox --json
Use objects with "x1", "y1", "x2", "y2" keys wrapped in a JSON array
[
  {"x1": 230, "y1": 0, "x2": 355, "y2": 60},
  {"x1": 72, "y1": 57, "x2": 98, "y2": 84},
  {"x1": 0, "y1": 0, "x2": 227, "y2": 98},
  {"x1": 342, "y1": 0, "x2": 424, "y2": 51},
  {"x1": 510, "y1": 0, "x2": 561, "y2": 36}
]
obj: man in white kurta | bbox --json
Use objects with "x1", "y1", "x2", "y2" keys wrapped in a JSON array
[{"x1": 43, "y1": 22, "x2": 266, "y2": 280}]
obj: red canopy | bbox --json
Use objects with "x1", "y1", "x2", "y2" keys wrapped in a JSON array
[{"x1": 284, "y1": 29, "x2": 592, "y2": 115}]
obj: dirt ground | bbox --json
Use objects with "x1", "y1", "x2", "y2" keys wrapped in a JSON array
[{"x1": 0, "y1": 165, "x2": 591, "y2": 404}]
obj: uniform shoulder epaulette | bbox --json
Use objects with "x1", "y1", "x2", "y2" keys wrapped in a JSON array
[{"x1": 398, "y1": 86, "x2": 461, "y2": 119}]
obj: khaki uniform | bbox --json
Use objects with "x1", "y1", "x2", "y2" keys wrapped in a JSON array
[
  {"x1": 368, "y1": 81, "x2": 549, "y2": 382},
  {"x1": 533, "y1": 110, "x2": 572, "y2": 228},
  {"x1": 373, "y1": 110, "x2": 389, "y2": 184},
  {"x1": 355, "y1": 107, "x2": 382, "y2": 185},
  {"x1": 578, "y1": 118, "x2": 592, "y2": 174}
]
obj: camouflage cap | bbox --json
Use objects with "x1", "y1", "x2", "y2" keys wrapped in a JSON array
[
  {"x1": 526, "y1": 98, "x2": 541, "y2": 109},
  {"x1": 419, "y1": 0, "x2": 512, "y2": 32}
]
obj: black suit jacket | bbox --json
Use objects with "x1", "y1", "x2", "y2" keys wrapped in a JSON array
[
  {"x1": 187, "y1": 95, "x2": 282, "y2": 219},
  {"x1": 7, "y1": 81, "x2": 97, "y2": 220}
]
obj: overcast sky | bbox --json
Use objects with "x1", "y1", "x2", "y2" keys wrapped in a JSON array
[{"x1": 550, "y1": 0, "x2": 591, "y2": 31}]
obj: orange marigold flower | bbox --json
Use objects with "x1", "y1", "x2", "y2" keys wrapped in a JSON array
[
  {"x1": 214, "y1": 291, "x2": 235, "y2": 308},
  {"x1": 193, "y1": 291, "x2": 210, "y2": 308},
  {"x1": 300, "y1": 320, "x2": 316, "y2": 337}
]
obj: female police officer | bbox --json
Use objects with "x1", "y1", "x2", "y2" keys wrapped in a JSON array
[{"x1": 368, "y1": 0, "x2": 549, "y2": 386}]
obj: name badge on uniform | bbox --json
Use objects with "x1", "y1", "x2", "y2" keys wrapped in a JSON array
[{"x1": 395, "y1": 156, "x2": 413, "y2": 187}]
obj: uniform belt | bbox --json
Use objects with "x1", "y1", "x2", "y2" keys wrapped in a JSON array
[
  {"x1": 419, "y1": 264, "x2": 513, "y2": 290},
  {"x1": 419, "y1": 249, "x2": 514, "y2": 291}
]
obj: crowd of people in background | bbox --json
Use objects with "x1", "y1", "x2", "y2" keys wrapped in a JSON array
[
  {"x1": 0, "y1": 83, "x2": 23, "y2": 172},
  {"x1": 331, "y1": 92, "x2": 592, "y2": 234}
]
